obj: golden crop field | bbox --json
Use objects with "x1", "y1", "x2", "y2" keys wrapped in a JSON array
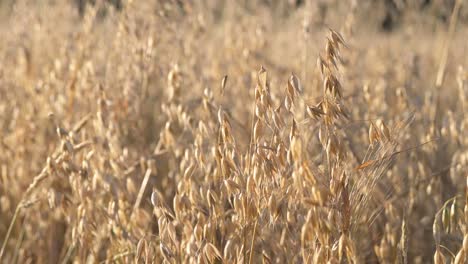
[{"x1": 0, "y1": 0, "x2": 467, "y2": 263}]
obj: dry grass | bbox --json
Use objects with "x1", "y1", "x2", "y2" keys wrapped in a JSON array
[{"x1": 0, "y1": 0, "x2": 467, "y2": 263}]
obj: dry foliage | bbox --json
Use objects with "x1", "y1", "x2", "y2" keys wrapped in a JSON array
[{"x1": 0, "y1": 0, "x2": 468, "y2": 263}]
